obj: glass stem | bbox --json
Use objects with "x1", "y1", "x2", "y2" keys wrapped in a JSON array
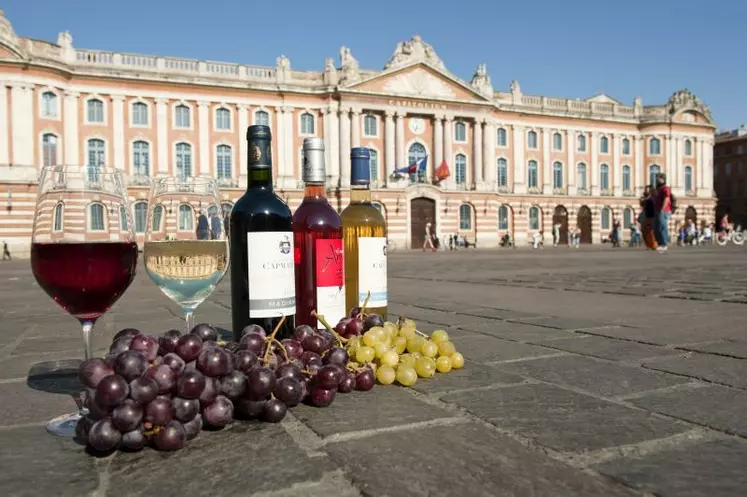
[
  {"x1": 185, "y1": 311, "x2": 195, "y2": 333},
  {"x1": 81, "y1": 321, "x2": 94, "y2": 361}
]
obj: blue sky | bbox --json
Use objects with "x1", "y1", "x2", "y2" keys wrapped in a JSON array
[{"x1": 4, "y1": 0, "x2": 746, "y2": 129}]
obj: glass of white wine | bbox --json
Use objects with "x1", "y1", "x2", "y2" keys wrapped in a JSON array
[{"x1": 144, "y1": 177, "x2": 229, "y2": 331}]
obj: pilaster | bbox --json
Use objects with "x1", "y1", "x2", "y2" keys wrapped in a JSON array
[
  {"x1": 10, "y1": 84, "x2": 34, "y2": 167},
  {"x1": 155, "y1": 98, "x2": 169, "y2": 174},
  {"x1": 112, "y1": 95, "x2": 126, "y2": 171},
  {"x1": 0, "y1": 83, "x2": 8, "y2": 165},
  {"x1": 63, "y1": 91, "x2": 80, "y2": 166},
  {"x1": 197, "y1": 101, "x2": 210, "y2": 176}
]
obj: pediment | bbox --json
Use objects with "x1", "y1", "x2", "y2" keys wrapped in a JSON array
[
  {"x1": 0, "y1": 41, "x2": 23, "y2": 59},
  {"x1": 585, "y1": 93, "x2": 622, "y2": 105}
]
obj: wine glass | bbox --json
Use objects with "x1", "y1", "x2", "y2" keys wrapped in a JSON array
[
  {"x1": 143, "y1": 177, "x2": 229, "y2": 332},
  {"x1": 30, "y1": 165, "x2": 138, "y2": 436}
]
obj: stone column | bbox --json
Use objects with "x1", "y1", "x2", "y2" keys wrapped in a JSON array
[
  {"x1": 473, "y1": 119, "x2": 483, "y2": 188},
  {"x1": 283, "y1": 106, "x2": 295, "y2": 187},
  {"x1": 567, "y1": 130, "x2": 576, "y2": 194},
  {"x1": 385, "y1": 110, "x2": 395, "y2": 182},
  {"x1": 513, "y1": 125, "x2": 525, "y2": 194},
  {"x1": 635, "y1": 135, "x2": 644, "y2": 193},
  {"x1": 238, "y1": 104, "x2": 248, "y2": 186},
  {"x1": 695, "y1": 137, "x2": 703, "y2": 192},
  {"x1": 274, "y1": 106, "x2": 285, "y2": 185},
  {"x1": 10, "y1": 84, "x2": 34, "y2": 167},
  {"x1": 327, "y1": 103, "x2": 340, "y2": 186},
  {"x1": 351, "y1": 109, "x2": 361, "y2": 148},
  {"x1": 63, "y1": 91, "x2": 80, "y2": 166},
  {"x1": 112, "y1": 95, "x2": 126, "y2": 171},
  {"x1": 155, "y1": 98, "x2": 169, "y2": 174},
  {"x1": 612, "y1": 132, "x2": 621, "y2": 194},
  {"x1": 443, "y1": 116, "x2": 454, "y2": 189},
  {"x1": 395, "y1": 111, "x2": 405, "y2": 174},
  {"x1": 197, "y1": 101, "x2": 210, "y2": 176},
  {"x1": 483, "y1": 121, "x2": 495, "y2": 189},
  {"x1": 665, "y1": 135, "x2": 673, "y2": 178},
  {"x1": 339, "y1": 107, "x2": 351, "y2": 187},
  {"x1": 590, "y1": 131, "x2": 599, "y2": 195},
  {"x1": 433, "y1": 115, "x2": 443, "y2": 169},
  {"x1": 0, "y1": 83, "x2": 9, "y2": 165},
  {"x1": 541, "y1": 128, "x2": 551, "y2": 192}
]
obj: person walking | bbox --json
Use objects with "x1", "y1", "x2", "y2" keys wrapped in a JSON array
[
  {"x1": 2, "y1": 241, "x2": 10, "y2": 261},
  {"x1": 640, "y1": 186, "x2": 658, "y2": 250},
  {"x1": 196, "y1": 210, "x2": 210, "y2": 240},
  {"x1": 422, "y1": 222, "x2": 436, "y2": 252},
  {"x1": 654, "y1": 173, "x2": 672, "y2": 252}
]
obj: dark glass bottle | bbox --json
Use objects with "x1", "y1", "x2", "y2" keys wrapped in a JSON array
[
  {"x1": 230, "y1": 125, "x2": 295, "y2": 340},
  {"x1": 292, "y1": 138, "x2": 345, "y2": 329}
]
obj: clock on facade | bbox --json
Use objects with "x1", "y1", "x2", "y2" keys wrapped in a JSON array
[{"x1": 408, "y1": 117, "x2": 425, "y2": 135}]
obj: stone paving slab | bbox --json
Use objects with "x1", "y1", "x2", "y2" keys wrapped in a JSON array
[
  {"x1": 457, "y1": 320, "x2": 585, "y2": 343},
  {"x1": 534, "y1": 335, "x2": 683, "y2": 362},
  {"x1": 449, "y1": 334, "x2": 561, "y2": 364},
  {"x1": 410, "y1": 361, "x2": 526, "y2": 395},
  {"x1": 678, "y1": 340, "x2": 747, "y2": 359},
  {"x1": 642, "y1": 353, "x2": 747, "y2": 390}
]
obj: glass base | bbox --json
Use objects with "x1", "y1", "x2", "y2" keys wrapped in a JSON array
[{"x1": 46, "y1": 411, "x2": 83, "y2": 437}]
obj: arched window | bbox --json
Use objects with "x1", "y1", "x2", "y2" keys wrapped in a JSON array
[
  {"x1": 255, "y1": 110, "x2": 269, "y2": 126},
  {"x1": 87, "y1": 98, "x2": 104, "y2": 123},
  {"x1": 175, "y1": 104, "x2": 190, "y2": 128},
  {"x1": 89, "y1": 203, "x2": 106, "y2": 231},
  {"x1": 527, "y1": 160, "x2": 538, "y2": 188},
  {"x1": 648, "y1": 164, "x2": 661, "y2": 186},
  {"x1": 221, "y1": 202, "x2": 233, "y2": 219},
  {"x1": 53, "y1": 202, "x2": 63, "y2": 232},
  {"x1": 42, "y1": 133, "x2": 58, "y2": 168},
  {"x1": 649, "y1": 137, "x2": 661, "y2": 155},
  {"x1": 133, "y1": 202, "x2": 147, "y2": 233},
  {"x1": 498, "y1": 205, "x2": 509, "y2": 230},
  {"x1": 300, "y1": 112, "x2": 315, "y2": 135},
  {"x1": 600, "y1": 136, "x2": 609, "y2": 154},
  {"x1": 178, "y1": 204, "x2": 194, "y2": 231},
  {"x1": 496, "y1": 128, "x2": 507, "y2": 147},
  {"x1": 42, "y1": 92, "x2": 57, "y2": 118},
  {"x1": 552, "y1": 132, "x2": 562, "y2": 151},
  {"x1": 119, "y1": 206, "x2": 128, "y2": 231},
  {"x1": 685, "y1": 139, "x2": 693, "y2": 156},
  {"x1": 601, "y1": 207, "x2": 611, "y2": 230},
  {"x1": 454, "y1": 122, "x2": 466, "y2": 141},
  {"x1": 459, "y1": 204, "x2": 472, "y2": 230},
  {"x1": 176, "y1": 143, "x2": 192, "y2": 178},
  {"x1": 87, "y1": 139, "x2": 105, "y2": 183},
  {"x1": 527, "y1": 130, "x2": 538, "y2": 149},
  {"x1": 216, "y1": 145, "x2": 232, "y2": 179},
  {"x1": 132, "y1": 102, "x2": 148, "y2": 126},
  {"x1": 577, "y1": 134, "x2": 587, "y2": 152},
  {"x1": 622, "y1": 165, "x2": 631, "y2": 192},
  {"x1": 151, "y1": 205, "x2": 164, "y2": 232},
  {"x1": 369, "y1": 149, "x2": 379, "y2": 181},
  {"x1": 529, "y1": 206, "x2": 540, "y2": 230},
  {"x1": 684, "y1": 166, "x2": 693, "y2": 192},
  {"x1": 622, "y1": 138, "x2": 631, "y2": 155},
  {"x1": 600, "y1": 164, "x2": 610, "y2": 190},
  {"x1": 553, "y1": 161, "x2": 563, "y2": 189},
  {"x1": 408, "y1": 142, "x2": 427, "y2": 183},
  {"x1": 577, "y1": 163, "x2": 587, "y2": 189},
  {"x1": 497, "y1": 158, "x2": 508, "y2": 187},
  {"x1": 364, "y1": 115, "x2": 377, "y2": 136},
  {"x1": 623, "y1": 208, "x2": 633, "y2": 229},
  {"x1": 455, "y1": 154, "x2": 467, "y2": 185},
  {"x1": 132, "y1": 140, "x2": 150, "y2": 177},
  {"x1": 215, "y1": 107, "x2": 231, "y2": 130}
]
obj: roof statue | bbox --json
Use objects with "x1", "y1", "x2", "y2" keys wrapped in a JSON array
[
  {"x1": 668, "y1": 89, "x2": 711, "y2": 118},
  {"x1": 384, "y1": 35, "x2": 446, "y2": 71},
  {"x1": 470, "y1": 63, "x2": 493, "y2": 99},
  {"x1": 338, "y1": 46, "x2": 360, "y2": 85}
]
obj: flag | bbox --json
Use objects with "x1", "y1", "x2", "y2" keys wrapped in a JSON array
[
  {"x1": 394, "y1": 156, "x2": 428, "y2": 175},
  {"x1": 434, "y1": 160, "x2": 450, "y2": 181}
]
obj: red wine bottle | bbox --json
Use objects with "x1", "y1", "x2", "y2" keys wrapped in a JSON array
[
  {"x1": 292, "y1": 138, "x2": 345, "y2": 329},
  {"x1": 230, "y1": 125, "x2": 295, "y2": 340}
]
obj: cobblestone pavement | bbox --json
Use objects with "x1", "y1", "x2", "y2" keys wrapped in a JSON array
[{"x1": 1, "y1": 245, "x2": 746, "y2": 496}]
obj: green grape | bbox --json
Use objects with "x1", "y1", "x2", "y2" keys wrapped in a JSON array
[
  {"x1": 406, "y1": 337, "x2": 423, "y2": 354},
  {"x1": 451, "y1": 352, "x2": 465, "y2": 369},
  {"x1": 401, "y1": 318, "x2": 416, "y2": 329},
  {"x1": 436, "y1": 355, "x2": 452, "y2": 373},
  {"x1": 380, "y1": 350, "x2": 399, "y2": 367},
  {"x1": 411, "y1": 351, "x2": 422, "y2": 361},
  {"x1": 374, "y1": 342, "x2": 390, "y2": 359},
  {"x1": 396, "y1": 366, "x2": 418, "y2": 387},
  {"x1": 431, "y1": 329, "x2": 449, "y2": 344},
  {"x1": 421, "y1": 341, "x2": 438, "y2": 358},
  {"x1": 362, "y1": 331, "x2": 378, "y2": 347},
  {"x1": 376, "y1": 365, "x2": 396, "y2": 385},
  {"x1": 384, "y1": 322, "x2": 398, "y2": 338},
  {"x1": 399, "y1": 353, "x2": 416, "y2": 369},
  {"x1": 437, "y1": 341, "x2": 456, "y2": 358},
  {"x1": 399, "y1": 327, "x2": 416, "y2": 340},
  {"x1": 356, "y1": 346, "x2": 375, "y2": 364},
  {"x1": 415, "y1": 357, "x2": 436, "y2": 378},
  {"x1": 393, "y1": 336, "x2": 407, "y2": 354}
]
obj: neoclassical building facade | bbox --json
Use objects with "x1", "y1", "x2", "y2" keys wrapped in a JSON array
[{"x1": 0, "y1": 10, "x2": 717, "y2": 253}]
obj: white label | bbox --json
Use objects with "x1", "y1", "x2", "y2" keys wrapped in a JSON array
[
  {"x1": 357, "y1": 237, "x2": 387, "y2": 307},
  {"x1": 247, "y1": 232, "x2": 296, "y2": 318},
  {"x1": 316, "y1": 286, "x2": 346, "y2": 329}
]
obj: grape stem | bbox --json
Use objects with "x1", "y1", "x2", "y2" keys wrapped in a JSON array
[
  {"x1": 415, "y1": 330, "x2": 429, "y2": 338},
  {"x1": 357, "y1": 291, "x2": 372, "y2": 319},
  {"x1": 270, "y1": 338, "x2": 290, "y2": 362},
  {"x1": 311, "y1": 311, "x2": 348, "y2": 346},
  {"x1": 263, "y1": 316, "x2": 287, "y2": 365}
]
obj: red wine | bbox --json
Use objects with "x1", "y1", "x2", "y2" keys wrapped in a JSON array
[
  {"x1": 293, "y1": 139, "x2": 344, "y2": 329},
  {"x1": 31, "y1": 242, "x2": 138, "y2": 321}
]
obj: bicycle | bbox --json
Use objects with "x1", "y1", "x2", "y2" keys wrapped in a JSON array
[{"x1": 716, "y1": 230, "x2": 745, "y2": 247}]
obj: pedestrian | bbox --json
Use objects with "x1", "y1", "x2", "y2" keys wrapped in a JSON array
[
  {"x1": 640, "y1": 186, "x2": 658, "y2": 250},
  {"x1": 422, "y1": 222, "x2": 436, "y2": 252},
  {"x1": 552, "y1": 223, "x2": 560, "y2": 247},
  {"x1": 196, "y1": 210, "x2": 210, "y2": 240},
  {"x1": 653, "y1": 173, "x2": 672, "y2": 252},
  {"x1": 210, "y1": 212, "x2": 222, "y2": 240},
  {"x1": 2, "y1": 241, "x2": 10, "y2": 261},
  {"x1": 448, "y1": 234, "x2": 454, "y2": 251}
]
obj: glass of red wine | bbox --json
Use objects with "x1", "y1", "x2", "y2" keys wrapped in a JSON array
[{"x1": 30, "y1": 165, "x2": 138, "y2": 436}]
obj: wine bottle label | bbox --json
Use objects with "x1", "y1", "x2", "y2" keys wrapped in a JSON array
[
  {"x1": 246, "y1": 232, "x2": 296, "y2": 318},
  {"x1": 314, "y1": 238, "x2": 346, "y2": 328},
  {"x1": 357, "y1": 237, "x2": 387, "y2": 307}
]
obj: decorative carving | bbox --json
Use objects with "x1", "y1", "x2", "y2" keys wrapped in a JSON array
[
  {"x1": 323, "y1": 57, "x2": 338, "y2": 86},
  {"x1": 667, "y1": 89, "x2": 711, "y2": 119},
  {"x1": 510, "y1": 80, "x2": 522, "y2": 100},
  {"x1": 382, "y1": 68, "x2": 456, "y2": 99},
  {"x1": 276, "y1": 55, "x2": 290, "y2": 70},
  {"x1": 56, "y1": 31, "x2": 73, "y2": 49},
  {"x1": 275, "y1": 55, "x2": 291, "y2": 84},
  {"x1": 338, "y1": 46, "x2": 360, "y2": 85},
  {"x1": 470, "y1": 63, "x2": 493, "y2": 99},
  {"x1": 384, "y1": 35, "x2": 445, "y2": 71}
]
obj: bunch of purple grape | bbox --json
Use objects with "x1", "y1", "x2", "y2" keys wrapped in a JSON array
[{"x1": 333, "y1": 306, "x2": 385, "y2": 338}]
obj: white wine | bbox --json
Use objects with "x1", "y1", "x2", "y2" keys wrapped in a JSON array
[{"x1": 144, "y1": 240, "x2": 228, "y2": 312}]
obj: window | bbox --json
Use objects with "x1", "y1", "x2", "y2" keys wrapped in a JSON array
[
  {"x1": 364, "y1": 115, "x2": 377, "y2": 137},
  {"x1": 151, "y1": 205, "x2": 164, "y2": 232},
  {"x1": 649, "y1": 137, "x2": 661, "y2": 155},
  {"x1": 497, "y1": 158, "x2": 508, "y2": 187},
  {"x1": 221, "y1": 202, "x2": 233, "y2": 217},
  {"x1": 648, "y1": 164, "x2": 660, "y2": 186},
  {"x1": 684, "y1": 165, "x2": 693, "y2": 192},
  {"x1": 132, "y1": 102, "x2": 148, "y2": 126},
  {"x1": 87, "y1": 139, "x2": 105, "y2": 182},
  {"x1": 601, "y1": 207, "x2": 611, "y2": 230},
  {"x1": 175, "y1": 104, "x2": 190, "y2": 128},
  {"x1": 53, "y1": 202, "x2": 63, "y2": 232},
  {"x1": 408, "y1": 142, "x2": 427, "y2": 183},
  {"x1": 497, "y1": 127, "x2": 507, "y2": 147},
  {"x1": 527, "y1": 130, "x2": 538, "y2": 149},
  {"x1": 622, "y1": 138, "x2": 631, "y2": 155},
  {"x1": 133, "y1": 202, "x2": 147, "y2": 233},
  {"x1": 577, "y1": 163, "x2": 587, "y2": 189},
  {"x1": 552, "y1": 132, "x2": 562, "y2": 151},
  {"x1": 529, "y1": 206, "x2": 540, "y2": 230},
  {"x1": 215, "y1": 108, "x2": 231, "y2": 130},
  {"x1": 577, "y1": 134, "x2": 587, "y2": 152},
  {"x1": 454, "y1": 122, "x2": 466, "y2": 142},
  {"x1": 553, "y1": 162, "x2": 563, "y2": 189},
  {"x1": 178, "y1": 204, "x2": 194, "y2": 231},
  {"x1": 87, "y1": 98, "x2": 104, "y2": 123},
  {"x1": 176, "y1": 143, "x2": 192, "y2": 178},
  {"x1": 455, "y1": 154, "x2": 467, "y2": 185},
  {"x1": 498, "y1": 205, "x2": 509, "y2": 230},
  {"x1": 623, "y1": 208, "x2": 633, "y2": 229},
  {"x1": 685, "y1": 139, "x2": 693, "y2": 156},
  {"x1": 369, "y1": 149, "x2": 379, "y2": 181},
  {"x1": 132, "y1": 141, "x2": 150, "y2": 176},
  {"x1": 527, "y1": 160, "x2": 538, "y2": 188},
  {"x1": 217, "y1": 145, "x2": 232, "y2": 179},
  {"x1": 89, "y1": 203, "x2": 105, "y2": 231},
  {"x1": 622, "y1": 165, "x2": 631, "y2": 192},
  {"x1": 41, "y1": 92, "x2": 57, "y2": 118},
  {"x1": 255, "y1": 110, "x2": 269, "y2": 126},
  {"x1": 600, "y1": 136, "x2": 609, "y2": 154},
  {"x1": 119, "y1": 206, "x2": 128, "y2": 231},
  {"x1": 300, "y1": 112, "x2": 315, "y2": 135},
  {"x1": 459, "y1": 204, "x2": 472, "y2": 230},
  {"x1": 42, "y1": 134, "x2": 58, "y2": 168},
  {"x1": 600, "y1": 164, "x2": 610, "y2": 190}
]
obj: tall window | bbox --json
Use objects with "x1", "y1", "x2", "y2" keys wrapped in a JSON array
[
  {"x1": 552, "y1": 132, "x2": 562, "y2": 151},
  {"x1": 497, "y1": 158, "x2": 508, "y2": 187},
  {"x1": 216, "y1": 145, "x2": 232, "y2": 179},
  {"x1": 498, "y1": 206, "x2": 509, "y2": 230},
  {"x1": 215, "y1": 108, "x2": 231, "y2": 130},
  {"x1": 622, "y1": 138, "x2": 631, "y2": 155},
  {"x1": 408, "y1": 142, "x2": 427, "y2": 183},
  {"x1": 133, "y1": 202, "x2": 147, "y2": 233},
  {"x1": 132, "y1": 141, "x2": 150, "y2": 176},
  {"x1": 497, "y1": 128, "x2": 507, "y2": 147},
  {"x1": 300, "y1": 112, "x2": 315, "y2": 135},
  {"x1": 364, "y1": 115, "x2": 377, "y2": 136},
  {"x1": 175, "y1": 104, "x2": 190, "y2": 128},
  {"x1": 648, "y1": 164, "x2": 661, "y2": 186},
  {"x1": 87, "y1": 98, "x2": 104, "y2": 123},
  {"x1": 176, "y1": 142, "x2": 192, "y2": 178},
  {"x1": 577, "y1": 134, "x2": 587, "y2": 152},
  {"x1": 89, "y1": 203, "x2": 105, "y2": 231},
  {"x1": 132, "y1": 102, "x2": 148, "y2": 126},
  {"x1": 455, "y1": 154, "x2": 467, "y2": 185},
  {"x1": 684, "y1": 166, "x2": 693, "y2": 192},
  {"x1": 622, "y1": 165, "x2": 631, "y2": 192},
  {"x1": 527, "y1": 131, "x2": 538, "y2": 149},
  {"x1": 649, "y1": 137, "x2": 661, "y2": 155},
  {"x1": 369, "y1": 149, "x2": 379, "y2": 181},
  {"x1": 685, "y1": 139, "x2": 693, "y2": 156},
  {"x1": 623, "y1": 208, "x2": 632, "y2": 229},
  {"x1": 529, "y1": 206, "x2": 540, "y2": 230},
  {"x1": 600, "y1": 136, "x2": 609, "y2": 154},
  {"x1": 53, "y1": 202, "x2": 63, "y2": 232},
  {"x1": 454, "y1": 122, "x2": 466, "y2": 142},
  {"x1": 601, "y1": 207, "x2": 611, "y2": 230},
  {"x1": 151, "y1": 205, "x2": 164, "y2": 232},
  {"x1": 119, "y1": 206, "x2": 128, "y2": 231},
  {"x1": 255, "y1": 110, "x2": 269, "y2": 126},
  {"x1": 459, "y1": 204, "x2": 472, "y2": 230},
  {"x1": 87, "y1": 139, "x2": 105, "y2": 183},
  {"x1": 42, "y1": 134, "x2": 58, "y2": 168},
  {"x1": 42, "y1": 92, "x2": 57, "y2": 118},
  {"x1": 527, "y1": 160, "x2": 538, "y2": 188},
  {"x1": 600, "y1": 164, "x2": 610, "y2": 190},
  {"x1": 553, "y1": 162, "x2": 563, "y2": 189},
  {"x1": 577, "y1": 163, "x2": 587, "y2": 189},
  {"x1": 178, "y1": 204, "x2": 194, "y2": 231}
]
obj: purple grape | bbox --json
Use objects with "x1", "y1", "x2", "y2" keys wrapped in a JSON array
[
  {"x1": 234, "y1": 399, "x2": 266, "y2": 419},
  {"x1": 176, "y1": 370, "x2": 206, "y2": 399},
  {"x1": 113, "y1": 350, "x2": 149, "y2": 382},
  {"x1": 128, "y1": 376, "x2": 158, "y2": 405},
  {"x1": 113, "y1": 328, "x2": 141, "y2": 342},
  {"x1": 109, "y1": 336, "x2": 133, "y2": 356},
  {"x1": 299, "y1": 378, "x2": 309, "y2": 400},
  {"x1": 323, "y1": 347, "x2": 348, "y2": 366},
  {"x1": 185, "y1": 360, "x2": 197, "y2": 371},
  {"x1": 152, "y1": 356, "x2": 164, "y2": 366},
  {"x1": 292, "y1": 325, "x2": 314, "y2": 343},
  {"x1": 234, "y1": 350, "x2": 258, "y2": 374},
  {"x1": 241, "y1": 324, "x2": 266, "y2": 338},
  {"x1": 363, "y1": 313, "x2": 384, "y2": 331},
  {"x1": 219, "y1": 370, "x2": 247, "y2": 399},
  {"x1": 239, "y1": 333, "x2": 265, "y2": 355},
  {"x1": 202, "y1": 340, "x2": 220, "y2": 349},
  {"x1": 281, "y1": 339, "x2": 303, "y2": 360},
  {"x1": 307, "y1": 362, "x2": 322, "y2": 376},
  {"x1": 94, "y1": 374, "x2": 129, "y2": 408},
  {"x1": 355, "y1": 369, "x2": 374, "y2": 391},
  {"x1": 338, "y1": 372, "x2": 356, "y2": 393},
  {"x1": 334, "y1": 318, "x2": 351, "y2": 336},
  {"x1": 328, "y1": 362, "x2": 347, "y2": 382},
  {"x1": 129, "y1": 334, "x2": 159, "y2": 361},
  {"x1": 121, "y1": 426, "x2": 146, "y2": 451},
  {"x1": 318, "y1": 331, "x2": 333, "y2": 351},
  {"x1": 275, "y1": 363, "x2": 303, "y2": 382},
  {"x1": 302, "y1": 335, "x2": 324, "y2": 354},
  {"x1": 245, "y1": 366, "x2": 275, "y2": 400},
  {"x1": 79, "y1": 358, "x2": 114, "y2": 389},
  {"x1": 144, "y1": 397, "x2": 173, "y2": 426},
  {"x1": 301, "y1": 350, "x2": 321, "y2": 365},
  {"x1": 75, "y1": 415, "x2": 94, "y2": 442},
  {"x1": 144, "y1": 365, "x2": 176, "y2": 394},
  {"x1": 183, "y1": 414, "x2": 202, "y2": 440},
  {"x1": 175, "y1": 334, "x2": 203, "y2": 362},
  {"x1": 262, "y1": 398, "x2": 287, "y2": 423},
  {"x1": 197, "y1": 347, "x2": 233, "y2": 377},
  {"x1": 345, "y1": 318, "x2": 364, "y2": 337},
  {"x1": 199, "y1": 377, "x2": 219, "y2": 406},
  {"x1": 191, "y1": 323, "x2": 218, "y2": 342},
  {"x1": 202, "y1": 395, "x2": 233, "y2": 428},
  {"x1": 172, "y1": 397, "x2": 199, "y2": 423},
  {"x1": 316, "y1": 365, "x2": 341, "y2": 390},
  {"x1": 153, "y1": 420, "x2": 186, "y2": 451},
  {"x1": 162, "y1": 353, "x2": 186, "y2": 374},
  {"x1": 88, "y1": 417, "x2": 121, "y2": 452},
  {"x1": 87, "y1": 393, "x2": 111, "y2": 420},
  {"x1": 310, "y1": 386, "x2": 336, "y2": 407},
  {"x1": 274, "y1": 377, "x2": 303, "y2": 407},
  {"x1": 158, "y1": 329, "x2": 181, "y2": 355},
  {"x1": 111, "y1": 399, "x2": 143, "y2": 432},
  {"x1": 349, "y1": 306, "x2": 362, "y2": 318}
]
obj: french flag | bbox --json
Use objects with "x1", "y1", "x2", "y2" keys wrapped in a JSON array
[{"x1": 394, "y1": 156, "x2": 427, "y2": 175}]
